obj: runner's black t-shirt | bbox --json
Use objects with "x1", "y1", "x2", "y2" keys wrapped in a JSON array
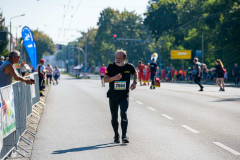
[
  {"x1": 105, "y1": 62, "x2": 136, "y2": 98},
  {"x1": 150, "y1": 62, "x2": 157, "y2": 73}
]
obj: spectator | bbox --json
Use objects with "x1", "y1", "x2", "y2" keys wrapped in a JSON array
[
  {"x1": 20, "y1": 62, "x2": 26, "y2": 77},
  {"x1": 232, "y1": 63, "x2": 239, "y2": 85},
  {"x1": 0, "y1": 50, "x2": 35, "y2": 88},
  {"x1": 46, "y1": 64, "x2": 53, "y2": 85},
  {"x1": 0, "y1": 56, "x2": 5, "y2": 66},
  {"x1": 53, "y1": 66, "x2": 60, "y2": 85},
  {"x1": 38, "y1": 59, "x2": 46, "y2": 96}
]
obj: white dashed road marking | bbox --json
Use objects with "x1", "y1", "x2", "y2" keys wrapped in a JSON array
[
  {"x1": 136, "y1": 101, "x2": 143, "y2": 105},
  {"x1": 181, "y1": 125, "x2": 199, "y2": 134},
  {"x1": 213, "y1": 142, "x2": 240, "y2": 156},
  {"x1": 161, "y1": 114, "x2": 174, "y2": 120},
  {"x1": 147, "y1": 107, "x2": 156, "y2": 111}
]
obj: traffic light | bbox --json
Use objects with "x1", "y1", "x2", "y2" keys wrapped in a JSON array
[{"x1": 113, "y1": 34, "x2": 117, "y2": 42}]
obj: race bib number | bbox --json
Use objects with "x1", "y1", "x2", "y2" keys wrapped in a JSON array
[{"x1": 114, "y1": 81, "x2": 126, "y2": 90}]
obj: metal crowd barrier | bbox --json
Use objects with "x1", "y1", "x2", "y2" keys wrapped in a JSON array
[{"x1": 0, "y1": 72, "x2": 41, "y2": 159}]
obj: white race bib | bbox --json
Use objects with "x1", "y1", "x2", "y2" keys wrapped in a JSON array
[{"x1": 114, "y1": 81, "x2": 126, "y2": 90}]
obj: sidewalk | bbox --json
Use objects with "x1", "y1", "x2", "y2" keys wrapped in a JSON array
[{"x1": 6, "y1": 85, "x2": 51, "y2": 160}]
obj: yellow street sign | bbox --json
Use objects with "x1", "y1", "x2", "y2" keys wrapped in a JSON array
[{"x1": 171, "y1": 50, "x2": 191, "y2": 59}]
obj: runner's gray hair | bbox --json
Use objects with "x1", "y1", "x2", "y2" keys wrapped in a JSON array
[{"x1": 116, "y1": 49, "x2": 127, "y2": 59}]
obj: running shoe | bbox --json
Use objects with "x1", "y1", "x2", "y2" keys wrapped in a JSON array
[
  {"x1": 122, "y1": 136, "x2": 129, "y2": 143},
  {"x1": 114, "y1": 134, "x2": 120, "y2": 143}
]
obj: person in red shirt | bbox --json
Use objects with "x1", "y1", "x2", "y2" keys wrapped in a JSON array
[
  {"x1": 138, "y1": 61, "x2": 146, "y2": 86},
  {"x1": 145, "y1": 63, "x2": 151, "y2": 85}
]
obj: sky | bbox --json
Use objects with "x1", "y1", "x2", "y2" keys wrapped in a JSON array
[{"x1": 1, "y1": 0, "x2": 150, "y2": 44}]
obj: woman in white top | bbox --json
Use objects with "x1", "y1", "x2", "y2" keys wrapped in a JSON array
[
  {"x1": 20, "y1": 62, "x2": 26, "y2": 77},
  {"x1": 46, "y1": 64, "x2": 53, "y2": 85}
]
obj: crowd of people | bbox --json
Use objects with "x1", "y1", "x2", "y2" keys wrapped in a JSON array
[
  {"x1": 0, "y1": 50, "x2": 61, "y2": 97},
  {"x1": 119, "y1": 60, "x2": 239, "y2": 87},
  {"x1": 100, "y1": 56, "x2": 239, "y2": 92},
  {"x1": 100, "y1": 60, "x2": 239, "y2": 91},
  {"x1": 37, "y1": 59, "x2": 61, "y2": 96}
]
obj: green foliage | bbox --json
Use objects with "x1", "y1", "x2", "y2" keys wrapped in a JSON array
[
  {"x1": 32, "y1": 30, "x2": 55, "y2": 63},
  {"x1": 144, "y1": 0, "x2": 240, "y2": 74},
  {"x1": 57, "y1": 8, "x2": 154, "y2": 69},
  {"x1": 0, "y1": 13, "x2": 9, "y2": 57},
  {"x1": 94, "y1": 8, "x2": 152, "y2": 66}
]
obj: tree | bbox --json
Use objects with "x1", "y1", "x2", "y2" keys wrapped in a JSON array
[
  {"x1": 94, "y1": 8, "x2": 152, "y2": 66},
  {"x1": 32, "y1": 30, "x2": 56, "y2": 63},
  {"x1": 0, "y1": 12, "x2": 9, "y2": 57},
  {"x1": 144, "y1": 0, "x2": 240, "y2": 75}
]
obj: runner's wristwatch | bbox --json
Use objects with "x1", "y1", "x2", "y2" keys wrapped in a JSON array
[{"x1": 133, "y1": 81, "x2": 137, "y2": 84}]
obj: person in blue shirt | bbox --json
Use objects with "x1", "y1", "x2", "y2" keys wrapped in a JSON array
[{"x1": 0, "y1": 56, "x2": 5, "y2": 66}]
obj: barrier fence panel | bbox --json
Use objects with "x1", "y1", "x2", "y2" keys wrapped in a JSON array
[
  {"x1": 31, "y1": 73, "x2": 40, "y2": 106},
  {"x1": 0, "y1": 73, "x2": 40, "y2": 159},
  {"x1": 14, "y1": 82, "x2": 27, "y2": 145}
]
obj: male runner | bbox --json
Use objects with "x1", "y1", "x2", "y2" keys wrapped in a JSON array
[
  {"x1": 104, "y1": 49, "x2": 137, "y2": 143},
  {"x1": 193, "y1": 58, "x2": 204, "y2": 91}
]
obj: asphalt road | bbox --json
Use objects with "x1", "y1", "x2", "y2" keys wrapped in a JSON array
[{"x1": 31, "y1": 75, "x2": 240, "y2": 160}]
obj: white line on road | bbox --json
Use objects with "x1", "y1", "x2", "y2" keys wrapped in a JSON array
[
  {"x1": 147, "y1": 107, "x2": 156, "y2": 111},
  {"x1": 161, "y1": 114, "x2": 174, "y2": 120},
  {"x1": 136, "y1": 101, "x2": 143, "y2": 105},
  {"x1": 129, "y1": 97, "x2": 134, "y2": 100},
  {"x1": 181, "y1": 125, "x2": 199, "y2": 134},
  {"x1": 213, "y1": 142, "x2": 240, "y2": 156}
]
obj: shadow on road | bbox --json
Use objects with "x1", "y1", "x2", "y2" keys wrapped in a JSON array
[
  {"x1": 213, "y1": 98, "x2": 240, "y2": 102},
  {"x1": 52, "y1": 142, "x2": 124, "y2": 154}
]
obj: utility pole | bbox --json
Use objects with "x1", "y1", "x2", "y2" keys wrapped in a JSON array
[
  {"x1": 202, "y1": 32, "x2": 204, "y2": 64},
  {"x1": 66, "y1": 45, "x2": 69, "y2": 73},
  {"x1": 84, "y1": 34, "x2": 88, "y2": 72}
]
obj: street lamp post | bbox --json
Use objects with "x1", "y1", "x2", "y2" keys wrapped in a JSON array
[
  {"x1": 10, "y1": 14, "x2": 25, "y2": 51},
  {"x1": 15, "y1": 25, "x2": 22, "y2": 49}
]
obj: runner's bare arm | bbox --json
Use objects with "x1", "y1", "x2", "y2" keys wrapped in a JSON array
[
  {"x1": 104, "y1": 74, "x2": 122, "y2": 83},
  {"x1": 208, "y1": 68, "x2": 216, "y2": 72},
  {"x1": 133, "y1": 72, "x2": 137, "y2": 82},
  {"x1": 130, "y1": 72, "x2": 138, "y2": 90}
]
